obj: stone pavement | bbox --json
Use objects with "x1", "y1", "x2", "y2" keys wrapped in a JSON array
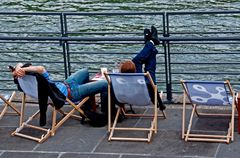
[{"x1": 0, "y1": 103, "x2": 240, "y2": 158}]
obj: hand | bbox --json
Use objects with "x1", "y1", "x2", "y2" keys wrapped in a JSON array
[{"x1": 14, "y1": 67, "x2": 25, "y2": 78}]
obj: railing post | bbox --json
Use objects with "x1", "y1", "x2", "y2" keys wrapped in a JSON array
[
  {"x1": 60, "y1": 13, "x2": 68, "y2": 79},
  {"x1": 164, "y1": 12, "x2": 172, "y2": 102},
  {"x1": 166, "y1": 42, "x2": 172, "y2": 102}
]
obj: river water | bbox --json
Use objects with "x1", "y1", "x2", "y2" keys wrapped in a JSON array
[
  {"x1": 0, "y1": 0, "x2": 240, "y2": 92},
  {"x1": 0, "y1": 0, "x2": 240, "y2": 12}
]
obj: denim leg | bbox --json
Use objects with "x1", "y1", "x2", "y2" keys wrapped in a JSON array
[
  {"x1": 132, "y1": 41, "x2": 158, "y2": 84},
  {"x1": 71, "y1": 79, "x2": 108, "y2": 102},
  {"x1": 144, "y1": 52, "x2": 157, "y2": 83},
  {"x1": 65, "y1": 68, "x2": 89, "y2": 85},
  {"x1": 132, "y1": 41, "x2": 155, "y2": 73}
]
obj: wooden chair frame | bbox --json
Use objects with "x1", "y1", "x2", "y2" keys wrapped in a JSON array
[
  {"x1": 181, "y1": 80, "x2": 236, "y2": 143},
  {"x1": 104, "y1": 72, "x2": 166, "y2": 142},
  {"x1": 0, "y1": 91, "x2": 20, "y2": 120},
  {"x1": 11, "y1": 75, "x2": 89, "y2": 143}
]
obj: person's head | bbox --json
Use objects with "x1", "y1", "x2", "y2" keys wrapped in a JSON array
[
  {"x1": 119, "y1": 60, "x2": 136, "y2": 73},
  {"x1": 10, "y1": 62, "x2": 32, "y2": 78}
]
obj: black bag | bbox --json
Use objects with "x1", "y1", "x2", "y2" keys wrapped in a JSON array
[
  {"x1": 82, "y1": 108, "x2": 107, "y2": 127},
  {"x1": 80, "y1": 102, "x2": 107, "y2": 127}
]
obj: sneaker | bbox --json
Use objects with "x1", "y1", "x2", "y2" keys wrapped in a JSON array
[
  {"x1": 144, "y1": 28, "x2": 152, "y2": 44},
  {"x1": 151, "y1": 25, "x2": 160, "y2": 45}
]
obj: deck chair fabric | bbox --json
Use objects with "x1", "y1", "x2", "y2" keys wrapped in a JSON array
[
  {"x1": 12, "y1": 74, "x2": 88, "y2": 143},
  {"x1": 110, "y1": 73, "x2": 152, "y2": 106},
  {"x1": 0, "y1": 91, "x2": 20, "y2": 120},
  {"x1": 181, "y1": 80, "x2": 235, "y2": 143},
  {"x1": 104, "y1": 72, "x2": 165, "y2": 142}
]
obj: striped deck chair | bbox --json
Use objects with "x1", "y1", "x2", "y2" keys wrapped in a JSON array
[
  {"x1": 104, "y1": 72, "x2": 165, "y2": 142},
  {"x1": 0, "y1": 91, "x2": 20, "y2": 120},
  {"x1": 181, "y1": 80, "x2": 236, "y2": 143},
  {"x1": 11, "y1": 74, "x2": 89, "y2": 143}
]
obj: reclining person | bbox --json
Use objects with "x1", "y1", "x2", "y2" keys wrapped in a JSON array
[
  {"x1": 119, "y1": 60, "x2": 165, "y2": 111},
  {"x1": 132, "y1": 25, "x2": 166, "y2": 111},
  {"x1": 12, "y1": 63, "x2": 109, "y2": 126}
]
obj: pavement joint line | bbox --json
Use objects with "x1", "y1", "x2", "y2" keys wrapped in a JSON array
[
  {"x1": 0, "y1": 125, "x2": 17, "y2": 128},
  {"x1": 134, "y1": 108, "x2": 148, "y2": 127},
  {"x1": 0, "y1": 150, "x2": 61, "y2": 154},
  {"x1": 32, "y1": 144, "x2": 40, "y2": 151},
  {"x1": 117, "y1": 153, "x2": 152, "y2": 157},
  {"x1": 57, "y1": 152, "x2": 64, "y2": 158},
  {"x1": 90, "y1": 130, "x2": 109, "y2": 153},
  {"x1": 214, "y1": 143, "x2": 221, "y2": 158}
]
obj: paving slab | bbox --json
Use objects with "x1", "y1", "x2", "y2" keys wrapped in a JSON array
[
  {"x1": 60, "y1": 153, "x2": 119, "y2": 158},
  {"x1": 0, "y1": 127, "x2": 37, "y2": 151},
  {"x1": 0, "y1": 152, "x2": 58, "y2": 158},
  {"x1": 95, "y1": 130, "x2": 219, "y2": 157},
  {"x1": 216, "y1": 134, "x2": 240, "y2": 158},
  {"x1": 35, "y1": 126, "x2": 108, "y2": 152},
  {"x1": 0, "y1": 104, "x2": 239, "y2": 158}
]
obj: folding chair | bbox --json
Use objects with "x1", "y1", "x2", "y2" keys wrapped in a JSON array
[
  {"x1": 104, "y1": 72, "x2": 166, "y2": 142},
  {"x1": 181, "y1": 80, "x2": 236, "y2": 143},
  {"x1": 11, "y1": 75, "x2": 89, "y2": 143},
  {"x1": 0, "y1": 91, "x2": 20, "y2": 120}
]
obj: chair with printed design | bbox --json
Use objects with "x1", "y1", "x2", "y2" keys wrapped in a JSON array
[
  {"x1": 181, "y1": 80, "x2": 236, "y2": 143},
  {"x1": 104, "y1": 72, "x2": 166, "y2": 142},
  {"x1": 11, "y1": 74, "x2": 89, "y2": 143}
]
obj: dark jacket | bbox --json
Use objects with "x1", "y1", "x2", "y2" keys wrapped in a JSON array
[
  {"x1": 15, "y1": 73, "x2": 66, "y2": 126},
  {"x1": 36, "y1": 73, "x2": 66, "y2": 126}
]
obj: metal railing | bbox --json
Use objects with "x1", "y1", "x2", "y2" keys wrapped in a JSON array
[{"x1": 0, "y1": 11, "x2": 240, "y2": 102}]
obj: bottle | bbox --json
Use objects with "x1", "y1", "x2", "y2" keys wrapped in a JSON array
[{"x1": 112, "y1": 61, "x2": 119, "y2": 73}]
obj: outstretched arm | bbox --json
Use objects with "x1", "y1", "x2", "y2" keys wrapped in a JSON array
[{"x1": 12, "y1": 63, "x2": 46, "y2": 78}]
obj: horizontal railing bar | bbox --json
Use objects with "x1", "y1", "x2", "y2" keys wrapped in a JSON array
[
  {"x1": 170, "y1": 62, "x2": 240, "y2": 64},
  {"x1": 0, "y1": 51, "x2": 63, "y2": 54},
  {"x1": 0, "y1": 36, "x2": 240, "y2": 41},
  {"x1": 166, "y1": 36, "x2": 240, "y2": 41},
  {"x1": 1, "y1": 61, "x2": 64, "y2": 63},
  {"x1": 67, "y1": 31, "x2": 142, "y2": 35},
  {"x1": 169, "y1": 42, "x2": 240, "y2": 44},
  {"x1": 67, "y1": 42, "x2": 144, "y2": 44},
  {"x1": 171, "y1": 72, "x2": 240, "y2": 75},
  {"x1": 1, "y1": 70, "x2": 66, "y2": 73},
  {"x1": 70, "y1": 61, "x2": 114, "y2": 64},
  {"x1": 0, "y1": 36, "x2": 142, "y2": 41},
  {"x1": 167, "y1": 10, "x2": 240, "y2": 15},
  {"x1": 0, "y1": 41, "x2": 237, "y2": 45},
  {"x1": 0, "y1": 41, "x2": 61, "y2": 44},
  {"x1": 1, "y1": 11, "x2": 239, "y2": 16},
  {"x1": 68, "y1": 51, "x2": 164, "y2": 55},
  {"x1": 64, "y1": 11, "x2": 164, "y2": 16},
  {"x1": 0, "y1": 31, "x2": 143, "y2": 35},
  {"x1": 0, "y1": 11, "x2": 164, "y2": 16},
  {"x1": 0, "y1": 12, "x2": 62, "y2": 15},
  {"x1": 170, "y1": 31, "x2": 240, "y2": 34},
  {"x1": 0, "y1": 31, "x2": 61, "y2": 34},
  {"x1": 170, "y1": 52, "x2": 240, "y2": 54}
]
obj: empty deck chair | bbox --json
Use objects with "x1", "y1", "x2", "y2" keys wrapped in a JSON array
[
  {"x1": 104, "y1": 72, "x2": 166, "y2": 142},
  {"x1": 0, "y1": 91, "x2": 20, "y2": 120},
  {"x1": 181, "y1": 80, "x2": 236, "y2": 143},
  {"x1": 11, "y1": 74, "x2": 89, "y2": 143}
]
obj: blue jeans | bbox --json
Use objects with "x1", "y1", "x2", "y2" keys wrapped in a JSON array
[
  {"x1": 132, "y1": 41, "x2": 158, "y2": 84},
  {"x1": 64, "y1": 68, "x2": 108, "y2": 110}
]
